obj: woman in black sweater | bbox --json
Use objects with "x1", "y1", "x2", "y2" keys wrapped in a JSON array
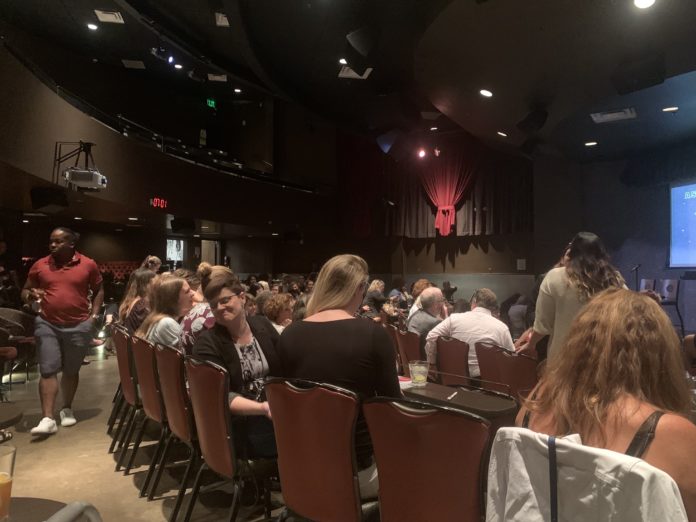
[{"x1": 277, "y1": 254, "x2": 401, "y2": 498}]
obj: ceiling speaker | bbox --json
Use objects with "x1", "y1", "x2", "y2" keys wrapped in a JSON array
[{"x1": 30, "y1": 187, "x2": 68, "y2": 213}]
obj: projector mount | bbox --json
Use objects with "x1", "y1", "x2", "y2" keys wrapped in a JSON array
[{"x1": 52, "y1": 141, "x2": 107, "y2": 191}]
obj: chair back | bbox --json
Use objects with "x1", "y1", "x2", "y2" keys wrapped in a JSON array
[
  {"x1": 475, "y1": 343, "x2": 538, "y2": 399},
  {"x1": 185, "y1": 357, "x2": 236, "y2": 479},
  {"x1": 0, "y1": 308, "x2": 34, "y2": 336},
  {"x1": 385, "y1": 324, "x2": 402, "y2": 374},
  {"x1": 131, "y1": 336, "x2": 164, "y2": 424},
  {"x1": 155, "y1": 344, "x2": 194, "y2": 443},
  {"x1": 265, "y1": 378, "x2": 362, "y2": 522},
  {"x1": 363, "y1": 398, "x2": 490, "y2": 522},
  {"x1": 396, "y1": 330, "x2": 422, "y2": 377},
  {"x1": 112, "y1": 326, "x2": 139, "y2": 407},
  {"x1": 436, "y1": 336, "x2": 470, "y2": 386}
]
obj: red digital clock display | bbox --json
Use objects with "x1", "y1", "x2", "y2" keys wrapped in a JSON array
[{"x1": 149, "y1": 197, "x2": 168, "y2": 209}]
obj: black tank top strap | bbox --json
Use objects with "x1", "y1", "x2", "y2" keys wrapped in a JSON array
[{"x1": 624, "y1": 411, "x2": 665, "y2": 458}]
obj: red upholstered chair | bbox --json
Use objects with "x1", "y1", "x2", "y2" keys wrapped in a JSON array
[
  {"x1": 475, "y1": 343, "x2": 539, "y2": 399},
  {"x1": 363, "y1": 397, "x2": 491, "y2": 522},
  {"x1": 265, "y1": 378, "x2": 377, "y2": 522},
  {"x1": 110, "y1": 326, "x2": 141, "y2": 455},
  {"x1": 155, "y1": 344, "x2": 199, "y2": 522},
  {"x1": 395, "y1": 330, "x2": 422, "y2": 378},
  {"x1": 436, "y1": 336, "x2": 470, "y2": 386},
  {"x1": 183, "y1": 357, "x2": 273, "y2": 522}
]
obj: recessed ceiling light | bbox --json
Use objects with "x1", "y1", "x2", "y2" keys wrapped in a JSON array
[
  {"x1": 634, "y1": 0, "x2": 656, "y2": 8},
  {"x1": 272, "y1": 232, "x2": 279, "y2": 236},
  {"x1": 87, "y1": 23, "x2": 98, "y2": 31},
  {"x1": 22, "y1": 220, "x2": 29, "y2": 224},
  {"x1": 479, "y1": 89, "x2": 493, "y2": 98},
  {"x1": 174, "y1": 64, "x2": 183, "y2": 70},
  {"x1": 74, "y1": 217, "x2": 82, "y2": 220},
  {"x1": 168, "y1": 56, "x2": 174, "y2": 64},
  {"x1": 193, "y1": 234, "x2": 200, "y2": 238},
  {"x1": 663, "y1": 106, "x2": 679, "y2": 113},
  {"x1": 497, "y1": 131, "x2": 508, "y2": 137},
  {"x1": 430, "y1": 126, "x2": 438, "y2": 131},
  {"x1": 201, "y1": 226, "x2": 209, "y2": 229},
  {"x1": 234, "y1": 88, "x2": 242, "y2": 93},
  {"x1": 339, "y1": 58, "x2": 347, "y2": 65},
  {"x1": 418, "y1": 148, "x2": 426, "y2": 158},
  {"x1": 214, "y1": 12, "x2": 230, "y2": 27},
  {"x1": 128, "y1": 217, "x2": 138, "y2": 221},
  {"x1": 585, "y1": 141, "x2": 598, "y2": 147}
]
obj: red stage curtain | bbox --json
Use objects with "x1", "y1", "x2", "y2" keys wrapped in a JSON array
[{"x1": 419, "y1": 146, "x2": 478, "y2": 236}]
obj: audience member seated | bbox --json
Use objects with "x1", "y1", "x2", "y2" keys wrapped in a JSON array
[
  {"x1": 288, "y1": 281, "x2": 302, "y2": 300},
  {"x1": 443, "y1": 280, "x2": 458, "y2": 303},
  {"x1": 361, "y1": 279, "x2": 386, "y2": 319},
  {"x1": 180, "y1": 263, "x2": 233, "y2": 354},
  {"x1": 517, "y1": 232, "x2": 625, "y2": 361},
  {"x1": 303, "y1": 278, "x2": 314, "y2": 296},
  {"x1": 425, "y1": 288, "x2": 514, "y2": 377},
  {"x1": 499, "y1": 292, "x2": 521, "y2": 328},
  {"x1": 388, "y1": 277, "x2": 410, "y2": 310},
  {"x1": 140, "y1": 255, "x2": 162, "y2": 273},
  {"x1": 118, "y1": 268, "x2": 156, "y2": 335},
  {"x1": 407, "y1": 278, "x2": 433, "y2": 319},
  {"x1": 192, "y1": 274, "x2": 278, "y2": 458},
  {"x1": 277, "y1": 254, "x2": 401, "y2": 499},
  {"x1": 136, "y1": 274, "x2": 194, "y2": 348},
  {"x1": 507, "y1": 295, "x2": 532, "y2": 340},
  {"x1": 292, "y1": 293, "x2": 309, "y2": 321},
  {"x1": 245, "y1": 294, "x2": 257, "y2": 317},
  {"x1": 407, "y1": 286, "x2": 446, "y2": 347},
  {"x1": 263, "y1": 293, "x2": 294, "y2": 334},
  {"x1": 518, "y1": 288, "x2": 696, "y2": 519}
]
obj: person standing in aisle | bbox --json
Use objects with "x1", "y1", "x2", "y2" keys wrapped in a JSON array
[{"x1": 22, "y1": 228, "x2": 103, "y2": 435}]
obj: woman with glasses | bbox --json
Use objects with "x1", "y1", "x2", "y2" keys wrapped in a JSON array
[
  {"x1": 192, "y1": 274, "x2": 279, "y2": 457},
  {"x1": 277, "y1": 254, "x2": 401, "y2": 499}
]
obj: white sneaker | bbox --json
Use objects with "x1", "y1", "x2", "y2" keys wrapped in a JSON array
[
  {"x1": 59, "y1": 408, "x2": 77, "y2": 427},
  {"x1": 30, "y1": 417, "x2": 58, "y2": 435}
]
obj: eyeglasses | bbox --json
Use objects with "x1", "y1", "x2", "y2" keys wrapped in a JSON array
[{"x1": 212, "y1": 291, "x2": 244, "y2": 308}]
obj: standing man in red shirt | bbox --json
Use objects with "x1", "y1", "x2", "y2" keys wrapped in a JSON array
[{"x1": 22, "y1": 228, "x2": 103, "y2": 435}]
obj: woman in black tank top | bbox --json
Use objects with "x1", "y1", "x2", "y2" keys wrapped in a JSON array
[{"x1": 516, "y1": 288, "x2": 692, "y2": 459}]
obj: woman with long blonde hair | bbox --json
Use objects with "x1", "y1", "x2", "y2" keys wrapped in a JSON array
[
  {"x1": 278, "y1": 254, "x2": 400, "y2": 499},
  {"x1": 136, "y1": 274, "x2": 194, "y2": 348},
  {"x1": 518, "y1": 288, "x2": 696, "y2": 518}
]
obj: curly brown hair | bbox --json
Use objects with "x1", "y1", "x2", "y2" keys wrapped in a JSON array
[{"x1": 263, "y1": 293, "x2": 295, "y2": 323}]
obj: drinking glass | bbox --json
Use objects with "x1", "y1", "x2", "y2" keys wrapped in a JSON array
[
  {"x1": 0, "y1": 445, "x2": 15, "y2": 522},
  {"x1": 408, "y1": 361, "x2": 429, "y2": 387}
]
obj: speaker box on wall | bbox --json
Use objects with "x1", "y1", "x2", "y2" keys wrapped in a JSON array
[
  {"x1": 30, "y1": 187, "x2": 68, "y2": 213},
  {"x1": 170, "y1": 217, "x2": 195, "y2": 234}
]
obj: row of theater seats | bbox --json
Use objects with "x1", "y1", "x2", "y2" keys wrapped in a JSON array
[{"x1": 108, "y1": 326, "x2": 496, "y2": 522}]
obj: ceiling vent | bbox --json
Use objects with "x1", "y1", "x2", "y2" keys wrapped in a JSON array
[
  {"x1": 207, "y1": 73, "x2": 227, "y2": 82},
  {"x1": 94, "y1": 10, "x2": 125, "y2": 24},
  {"x1": 590, "y1": 108, "x2": 637, "y2": 124},
  {"x1": 338, "y1": 65, "x2": 373, "y2": 80},
  {"x1": 121, "y1": 59, "x2": 145, "y2": 69},
  {"x1": 215, "y1": 12, "x2": 230, "y2": 27}
]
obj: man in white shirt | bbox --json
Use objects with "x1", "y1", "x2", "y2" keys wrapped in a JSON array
[{"x1": 425, "y1": 288, "x2": 514, "y2": 377}]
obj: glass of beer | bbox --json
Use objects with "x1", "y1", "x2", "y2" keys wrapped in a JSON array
[
  {"x1": 408, "y1": 361, "x2": 429, "y2": 387},
  {"x1": 0, "y1": 445, "x2": 15, "y2": 522}
]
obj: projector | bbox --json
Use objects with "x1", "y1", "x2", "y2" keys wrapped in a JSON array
[{"x1": 63, "y1": 168, "x2": 107, "y2": 190}]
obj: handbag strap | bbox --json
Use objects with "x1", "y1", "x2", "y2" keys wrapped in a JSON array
[{"x1": 548, "y1": 436, "x2": 558, "y2": 522}]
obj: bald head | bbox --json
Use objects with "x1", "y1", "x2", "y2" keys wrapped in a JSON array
[{"x1": 420, "y1": 286, "x2": 444, "y2": 314}]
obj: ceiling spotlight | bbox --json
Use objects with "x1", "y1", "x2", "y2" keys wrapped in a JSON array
[
  {"x1": 339, "y1": 58, "x2": 347, "y2": 65},
  {"x1": 497, "y1": 131, "x2": 508, "y2": 137},
  {"x1": 585, "y1": 141, "x2": 598, "y2": 147},
  {"x1": 663, "y1": 106, "x2": 679, "y2": 113},
  {"x1": 634, "y1": 0, "x2": 656, "y2": 8},
  {"x1": 174, "y1": 63, "x2": 183, "y2": 69},
  {"x1": 418, "y1": 148, "x2": 426, "y2": 158},
  {"x1": 479, "y1": 89, "x2": 493, "y2": 98},
  {"x1": 87, "y1": 23, "x2": 98, "y2": 31},
  {"x1": 74, "y1": 217, "x2": 83, "y2": 220},
  {"x1": 430, "y1": 126, "x2": 438, "y2": 131},
  {"x1": 128, "y1": 217, "x2": 138, "y2": 221},
  {"x1": 234, "y1": 88, "x2": 242, "y2": 93}
]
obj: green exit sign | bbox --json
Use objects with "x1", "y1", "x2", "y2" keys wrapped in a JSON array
[{"x1": 206, "y1": 98, "x2": 216, "y2": 109}]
